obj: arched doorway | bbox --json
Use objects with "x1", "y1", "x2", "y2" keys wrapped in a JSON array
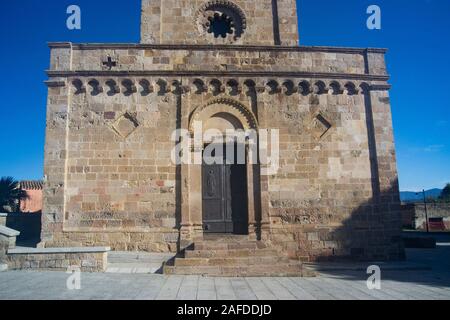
[
  {"x1": 202, "y1": 141, "x2": 248, "y2": 234},
  {"x1": 202, "y1": 113, "x2": 248, "y2": 234},
  {"x1": 185, "y1": 98, "x2": 259, "y2": 237}
]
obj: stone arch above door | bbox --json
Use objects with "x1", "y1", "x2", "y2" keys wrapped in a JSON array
[{"x1": 189, "y1": 98, "x2": 258, "y2": 135}]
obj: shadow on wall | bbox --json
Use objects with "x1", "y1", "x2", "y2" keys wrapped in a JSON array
[
  {"x1": 310, "y1": 182, "x2": 405, "y2": 262},
  {"x1": 309, "y1": 182, "x2": 450, "y2": 288},
  {"x1": 296, "y1": 87, "x2": 405, "y2": 263},
  {"x1": 312, "y1": 85, "x2": 404, "y2": 262},
  {"x1": 6, "y1": 213, "x2": 41, "y2": 247}
]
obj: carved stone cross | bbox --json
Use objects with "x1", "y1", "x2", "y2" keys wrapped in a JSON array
[{"x1": 102, "y1": 56, "x2": 117, "y2": 70}]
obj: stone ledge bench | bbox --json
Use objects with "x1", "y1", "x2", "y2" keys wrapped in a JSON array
[
  {"x1": 0, "y1": 213, "x2": 8, "y2": 226},
  {"x1": 0, "y1": 225, "x2": 20, "y2": 250},
  {"x1": 6, "y1": 247, "x2": 111, "y2": 272},
  {"x1": 0, "y1": 225, "x2": 20, "y2": 271}
]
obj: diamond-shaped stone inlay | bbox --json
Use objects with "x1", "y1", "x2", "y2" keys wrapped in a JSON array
[
  {"x1": 311, "y1": 114, "x2": 332, "y2": 139},
  {"x1": 112, "y1": 113, "x2": 139, "y2": 138}
]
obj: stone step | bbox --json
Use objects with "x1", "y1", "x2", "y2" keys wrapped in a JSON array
[
  {"x1": 193, "y1": 241, "x2": 266, "y2": 251},
  {"x1": 162, "y1": 238, "x2": 313, "y2": 277},
  {"x1": 202, "y1": 234, "x2": 251, "y2": 242},
  {"x1": 107, "y1": 251, "x2": 174, "y2": 263},
  {"x1": 174, "y1": 256, "x2": 290, "y2": 267},
  {"x1": 185, "y1": 248, "x2": 279, "y2": 258},
  {"x1": 106, "y1": 251, "x2": 174, "y2": 274},
  {"x1": 106, "y1": 263, "x2": 163, "y2": 274},
  {"x1": 164, "y1": 263, "x2": 314, "y2": 277}
]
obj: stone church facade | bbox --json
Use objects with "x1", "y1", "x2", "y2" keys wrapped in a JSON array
[{"x1": 42, "y1": 0, "x2": 404, "y2": 263}]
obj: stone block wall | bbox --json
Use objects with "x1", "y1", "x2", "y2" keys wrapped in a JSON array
[
  {"x1": 140, "y1": 0, "x2": 299, "y2": 46},
  {"x1": 6, "y1": 251, "x2": 108, "y2": 272},
  {"x1": 0, "y1": 225, "x2": 19, "y2": 265},
  {"x1": 401, "y1": 203, "x2": 415, "y2": 228},
  {"x1": 259, "y1": 85, "x2": 403, "y2": 261},
  {"x1": 404, "y1": 203, "x2": 450, "y2": 231},
  {"x1": 0, "y1": 234, "x2": 16, "y2": 251},
  {"x1": 0, "y1": 240, "x2": 7, "y2": 264},
  {"x1": 63, "y1": 46, "x2": 374, "y2": 75},
  {"x1": 62, "y1": 81, "x2": 178, "y2": 252},
  {"x1": 42, "y1": 42, "x2": 403, "y2": 261}
]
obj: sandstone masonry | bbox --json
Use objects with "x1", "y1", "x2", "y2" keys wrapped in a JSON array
[{"x1": 41, "y1": 0, "x2": 404, "y2": 263}]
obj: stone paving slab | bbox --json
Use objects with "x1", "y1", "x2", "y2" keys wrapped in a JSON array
[
  {"x1": 105, "y1": 263, "x2": 161, "y2": 274},
  {"x1": 2, "y1": 246, "x2": 450, "y2": 300},
  {"x1": 304, "y1": 261, "x2": 431, "y2": 272},
  {"x1": 1, "y1": 269, "x2": 449, "y2": 300},
  {"x1": 105, "y1": 251, "x2": 172, "y2": 274}
]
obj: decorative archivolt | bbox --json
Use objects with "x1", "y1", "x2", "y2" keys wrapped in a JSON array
[
  {"x1": 189, "y1": 97, "x2": 258, "y2": 135},
  {"x1": 70, "y1": 77, "x2": 376, "y2": 97}
]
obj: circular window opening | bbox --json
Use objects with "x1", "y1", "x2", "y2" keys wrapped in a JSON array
[
  {"x1": 196, "y1": 1, "x2": 247, "y2": 42},
  {"x1": 207, "y1": 13, "x2": 233, "y2": 38}
]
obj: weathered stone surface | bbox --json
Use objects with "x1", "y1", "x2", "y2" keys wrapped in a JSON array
[
  {"x1": 7, "y1": 246, "x2": 110, "y2": 254},
  {"x1": 163, "y1": 235, "x2": 313, "y2": 277},
  {"x1": 0, "y1": 226, "x2": 20, "y2": 250},
  {"x1": 140, "y1": 0, "x2": 299, "y2": 46},
  {"x1": 40, "y1": 0, "x2": 404, "y2": 268},
  {"x1": 0, "y1": 213, "x2": 7, "y2": 226},
  {"x1": 0, "y1": 240, "x2": 8, "y2": 264},
  {"x1": 402, "y1": 203, "x2": 450, "y2": 231},
  {"x1": 6, "y1": 248, "x2": 109, "y2": 272},
  {"x1": 0, "y1": 226, "x2": 20, "y2": 237}
]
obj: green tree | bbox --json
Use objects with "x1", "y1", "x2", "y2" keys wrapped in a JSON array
[
  {"x1": 0, "y1": 177, "x2": 28, "y2": 212},
  {"x1": 439, "y1": 183, "x2": 450, "y2": 202}
]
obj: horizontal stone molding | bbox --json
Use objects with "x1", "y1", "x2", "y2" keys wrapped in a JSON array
[
  {"x1": 47, "y1": 42, "x2": 387, "y2": 54},
  {"x1": 48, "y1": 70, "x2": 389, "y2": 82},
  {"x1": 0, "y1": 226, "x2": 20, "y2": 238},
  {"x1": 7, "y1": 246, "x2": 110, "y2": 255},
  {"x1": 64, "y1": 76, "x2": 387, "y2": 98},
  {"x1": 0, "y1": 226, "x2": 20, "y2": 250},
  {"x1": 44, "y1": 80, "x2": 66, "y2": 88},
  {"x1": 370, "y1": 84, "x2": 392, "y2": 91},
  {"x1": 62, "y1": 227, "x2": 179, "y2": 233}
]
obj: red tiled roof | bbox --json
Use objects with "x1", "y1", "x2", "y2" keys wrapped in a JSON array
[{"x1": 20, "y1": 181, "x2": 44, "y2": 190}]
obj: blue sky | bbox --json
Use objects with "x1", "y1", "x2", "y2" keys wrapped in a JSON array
[{"x1": 0, "y1": 0, "x2": 448, "y2": 191}]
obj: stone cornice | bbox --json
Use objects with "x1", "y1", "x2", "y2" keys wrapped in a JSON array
[
  {"x1": 44, "y1": 80, "x2": 66, "y2": 87},
  {"x1": 47, "y1": 42, "x2": 387, "y2": 54},
  {"x1": 63, "y1": 77, "x2": 391, "y2": 99},
  {"x1": 370, "y1": 84, "x2": 392, "y2": 91},
  {"x1": 46, "y1": 70, "x2": 389, "y2": 82}
]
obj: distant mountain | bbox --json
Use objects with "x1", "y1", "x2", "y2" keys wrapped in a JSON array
[{"x1": 400, "y1": 189, "x2": 443, "y2": 202}]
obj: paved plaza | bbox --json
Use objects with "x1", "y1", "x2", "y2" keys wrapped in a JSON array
[
  {"x1": 0, "y1": 269, "x2": 450, "y2": 300},
  {"x1": 1, "y1": 242, "x2": 450, "y2": 300}
]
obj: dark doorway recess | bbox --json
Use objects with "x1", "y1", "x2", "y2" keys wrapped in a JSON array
[{"x1": 202, "y1": 143, "x2": 248, "y2": 234}]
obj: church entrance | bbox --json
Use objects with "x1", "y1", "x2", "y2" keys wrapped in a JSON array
[{"x1": 202, "y1": 143, "x2": 248, "y2": 235}]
